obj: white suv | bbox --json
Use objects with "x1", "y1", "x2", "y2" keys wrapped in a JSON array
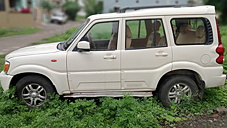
[
  {"x1": 0, "y1": 5, "x2": 225, "y2": 107},
  {"x1": 50, "y1": 12, "x2": 68, "y2": 24}
]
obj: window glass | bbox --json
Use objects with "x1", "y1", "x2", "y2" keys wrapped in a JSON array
[
  {"x1": 80, "y1": 21, "x2": 119, "y2": 51},
  {"x1": 127, "y1": 20, "x2": 146, "y2": 38},
  {"x1": 126, "y1": 19, "x2": 167, "y2": 49},
  {"x1": 0, "y1": 0, "x2": 5, "y2": 11},
  {"x1": 171, "y1": 18, "x2": 207, "y2": 45}
]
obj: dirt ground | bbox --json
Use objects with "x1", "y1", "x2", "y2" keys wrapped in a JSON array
[
  {"x1": 174, "y1": 114, "x2": 227, "y2": 128},
  {"x1": 163, "y1": 106, "x2": 227, "y2": 128}
]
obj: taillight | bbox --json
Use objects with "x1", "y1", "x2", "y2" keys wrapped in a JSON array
[
  {"x1": 215, "y1": 18, "x2": 225, "y2": 64},
  {"x1": 216, "y1": 44, "x2": 225, "y2": 64}
]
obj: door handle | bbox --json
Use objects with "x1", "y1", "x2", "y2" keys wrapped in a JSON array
[
  {"x1": 103, "y1": 55, "x2": 117, "y2": 59},
  {"x1": 155, "y1": 52, "x2": 168, "y2": 57}
]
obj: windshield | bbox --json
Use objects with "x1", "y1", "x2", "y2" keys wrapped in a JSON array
[{"x1": 63, "y1": 19, "x2": 90, "y2": 50}]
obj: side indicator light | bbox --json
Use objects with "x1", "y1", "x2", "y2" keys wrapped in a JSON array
[
  {"x1": 4, "y1": 64, "x2": 10, "y2": 72},
  {"x1": 51, "y1": 59, "x2": 57, "y2": 62}
]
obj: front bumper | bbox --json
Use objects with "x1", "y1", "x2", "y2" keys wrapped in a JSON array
[{"x1": 0, "y1": 71, "x2": 13, "y2": 91}]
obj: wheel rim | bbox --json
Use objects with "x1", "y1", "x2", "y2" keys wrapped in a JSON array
[
  {"x1": 168, "y1": 83, "x2": 192, "y2": 104},
  {"x1": 21, "y1": 83, "x2": 47, "y2": 107}
]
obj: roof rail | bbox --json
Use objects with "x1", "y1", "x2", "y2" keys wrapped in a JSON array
[{"x1": 118, "y1": 5, "x2": 189, "y2": 13}]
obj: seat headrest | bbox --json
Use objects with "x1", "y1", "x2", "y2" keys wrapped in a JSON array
[
  {"x1": 179, "y1": 24, "x2": 191, "y2": 34},
  {"x1": 196, "y1": 25, "x2": 205, "y2": 38},
  {"x1": 126, "y1": 25, "x2": 132, "y2": 38},
  {"x1": 152, "y1": 21, "x2": 161, "y2": 31}
]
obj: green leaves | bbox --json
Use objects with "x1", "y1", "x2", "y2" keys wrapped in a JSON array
[
  {"x1": 83, "y1": 0, "x2": 103, "y2": 17},
  {"x1": 0, "y1": 85, "x2": 227, "y2": 127},
  {"x1": 62, "y1": 1, "x2": 80, "y2": 20},
  {"x1": 40, "y1": 0, "x2": 53, "y2": 12}
]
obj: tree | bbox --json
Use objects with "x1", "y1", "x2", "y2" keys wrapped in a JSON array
[
  {"x1": 204, "y1": 0, "x2": 227, "y2": 24},
  {"x1": 62, "y1": 1, "x2": 81, "y2": 21},
  {"x1": 40, "y1": 0, "x2": 53, "y2": 12},
  {"x1": 83, "y1": 0, "x2": 103, "y2": 17}
]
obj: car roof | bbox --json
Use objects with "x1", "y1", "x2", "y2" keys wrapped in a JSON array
[{"x1": 88, "y1": 5, "x2": 215, "y2": 20}]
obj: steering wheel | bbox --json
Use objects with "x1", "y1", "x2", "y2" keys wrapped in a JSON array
[{"x1": 86, "y1": 33, "x2": 96, "y2": 49}]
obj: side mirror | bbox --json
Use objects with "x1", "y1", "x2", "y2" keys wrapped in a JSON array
[{"x1": 77, "y1": 41, "x2": 90, "y2": 52}]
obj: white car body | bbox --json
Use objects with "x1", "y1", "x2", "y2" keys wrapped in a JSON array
[
  {"x1": 50, "y1": 12, "x2": 68, "y2": 24},
  {"x1": 0, "y1": 5, "x2": 225, "y2": 107}
]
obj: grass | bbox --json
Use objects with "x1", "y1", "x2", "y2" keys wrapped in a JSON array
[
  {"x1": 0, "y1": 27, "x2": 42, "y2": 38},
  {"x1": 220, "y1": 25, "x2": 227, "y2": 73},
  {"x1": 0, "y1": 55, "x2": 5, "y2": 71},
  {"x1": 31, "y1": 26, "x2": 78, "y2": 45},
  {"x1": 0, "y1": 85, "x2": 226, "y2": 127},
  {"x1": 0, "y1": 24, "x2": 226, "y2": 128}
]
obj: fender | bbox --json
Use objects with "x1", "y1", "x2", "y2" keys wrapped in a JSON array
[
  {"x1": 172, "y1": 61, "x2": 225, "y2": 87},
  {"x1": 9, "y1": 64, "x2": 69, "y2": 95}
]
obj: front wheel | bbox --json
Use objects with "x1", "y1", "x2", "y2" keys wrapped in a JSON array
[
  {"x1": 16, "y1": 75, "x2": 55, "y2": 107},
  {"x1": 158, "y1": 75, "x2": 199, "y2": 107}
]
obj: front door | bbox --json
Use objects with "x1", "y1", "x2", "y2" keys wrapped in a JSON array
[{"x1": 67, "y1": 20, "x2": 121, "y2": 92}]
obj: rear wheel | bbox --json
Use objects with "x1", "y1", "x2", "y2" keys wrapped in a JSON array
[
  {"x1": 158, "y1": 75, "x2": 199, "y2": 107},
  {"x1": 16, "y1": 75, "x2": 55, "y2": 107}
]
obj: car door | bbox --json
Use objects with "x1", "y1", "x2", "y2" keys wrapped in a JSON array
[
  {"x1": 121, "y1": 17, "x2": 172, "y2": 91},
  {"x1": 67, "y1": 19, "x2": 121, "y2": 92}
]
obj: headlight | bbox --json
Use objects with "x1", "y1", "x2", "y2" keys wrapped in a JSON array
[{"x1": 3, "y1": 61, "x2": 10, "y2": 74}]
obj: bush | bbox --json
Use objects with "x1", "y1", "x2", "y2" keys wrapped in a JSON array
[
  {"x1": 83, "y1": 0, "x2": 103, "y2": 17},
  {"x1": 40, "y1": 0, "x2": 53, "y2": 12},
  {"x1": 62, "y1": 1, "x2": 80, "y2": 21}
]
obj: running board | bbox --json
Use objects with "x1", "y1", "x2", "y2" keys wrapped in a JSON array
[{"x1": 64, "y1": 91, "x2": 153, "y2": 98}]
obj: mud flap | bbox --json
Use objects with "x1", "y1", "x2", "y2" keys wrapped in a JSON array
[{"x1": 198, "y1": 81, "x2": 205, "y2": 99}]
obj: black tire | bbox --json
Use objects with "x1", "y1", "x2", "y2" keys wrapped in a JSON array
[
  {"x1": 158, "y1": 75, "x2": 199, "y2": 107},
  {"x1": 50, "y1": 20, "x2": 55, "y2": 23},
  {"x1": 16, "y1": 75, "x2": 55, "y2": 107}
]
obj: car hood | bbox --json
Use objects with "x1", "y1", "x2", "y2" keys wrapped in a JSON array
[{"x1": 6, "y1": 43, "x2": 60, "y2": 60}]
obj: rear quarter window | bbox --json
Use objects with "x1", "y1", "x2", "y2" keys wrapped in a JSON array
[{"x1": 171, "y1": 18, "x2": 213, "y2": 45}]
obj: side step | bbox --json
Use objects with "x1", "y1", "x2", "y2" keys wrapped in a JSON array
[{"x1": 64, "y1": 91, "x2": 153, "y2": 98}]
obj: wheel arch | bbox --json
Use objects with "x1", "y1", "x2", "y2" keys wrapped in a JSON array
[
  {"x1": 156, "y1": 69, "x2": 205, "y2": 95},
  {"x1": 10, "y1": 73, "x2": 58, "y2": 93}
]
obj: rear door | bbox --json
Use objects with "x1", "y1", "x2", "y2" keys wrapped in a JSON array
[
  {"x1": 167, "y1": 16, "x2": 216, "y2": 69},
  {"x1": 121, "y1": 17, "x2": 172, "y2": 90}
]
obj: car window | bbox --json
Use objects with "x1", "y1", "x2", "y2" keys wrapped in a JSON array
[
  {"x1": 80, "y1": 21, "x2": 119, "y2": 51},
  {"x1": 126, "y1": 19, "x2": 167, "y2": 49},
  {"x1": 65, "y1": 18, "x2": 90, "y2": 50},
  {"x1": 127, "y1": 20, "x2": 146, "y2": 38},
  {"x1": 171, "y1": 18, "x2": 211, "y2": 45}
]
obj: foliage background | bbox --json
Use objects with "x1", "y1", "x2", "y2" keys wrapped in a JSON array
[
  {"x1": 40, "y1": 0, "x2": 53, "y2": 12},
  {"x1": 83, "y1": 0, "x2": 103, "y2": 17},
  {"x1": 204, "y1": 0, "x2": 227, "y2": 24},
  {"x1": 62, "y1": 1, "x2": 80, "y2": 21}
]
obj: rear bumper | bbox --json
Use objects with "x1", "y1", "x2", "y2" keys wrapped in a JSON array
[
  {"x1": 0, "y1": 71, "x2": 13, "y2": 91},
  {"x1": 205, "y1": 74, "x2": 226, "y2": 88}
]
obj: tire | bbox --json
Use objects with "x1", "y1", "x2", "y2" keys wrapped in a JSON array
[
  {"x1": 16, "y1": 75, "x2": 55, "y2": 107},
  {"x1": 158, "y1": 75, "x2": 199, "y2": 107}
]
